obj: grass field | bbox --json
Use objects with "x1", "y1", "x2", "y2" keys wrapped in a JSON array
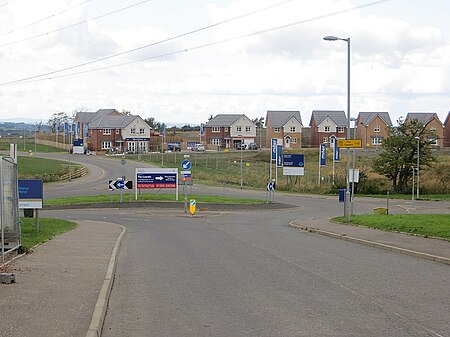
[
  {"x1": 333, "y1": 214, "x2": 450, "y2": 240},
  {"x1": 20, "y1": 218, "x2": 77, "y2": 251},
  {"x1": 44, "y1": 193, "x2": 265, "y2": 206},
  {"x1": 17, "y1": 156, "x2": 72, "y2": 180},
  {"x1": 0, "y1": 140, "x2": 64, "y2": 153}
]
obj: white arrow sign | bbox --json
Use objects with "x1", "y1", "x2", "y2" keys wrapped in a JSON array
[{"x1": 155, "y1": 176, "x2": 164, "y2": 180}]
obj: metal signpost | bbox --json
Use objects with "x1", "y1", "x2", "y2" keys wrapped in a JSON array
[
  {"x1": 267, "y1": 181, "x2": 275, "y2": 203},
  {"x1": 181, "y1": 158, "x2": 192, "y2": 213},
  {"x1": 18, "y1": 179, "x2": 43, "y2": 231}
]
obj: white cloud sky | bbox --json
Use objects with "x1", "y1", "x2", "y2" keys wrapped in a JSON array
[{"x1": 0, "y1": 0, "x2": 449, "y2": 126}]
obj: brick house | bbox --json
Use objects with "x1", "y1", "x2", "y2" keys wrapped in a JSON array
[
  {"x1": 309, "y1": 110, "x2": 347, "y2": 147},
  {"x1": 405, "y1": 112, "x2": 444, "y2": 147},
  {"x1": 204, "y1": 114, "x2": 256, "y2": 149},
  {"x1": 73, "y1": 109, "x2": 151, "y2": 153},
  {"x1": 265, "y1": 110, "x2": 302, "y2": 149},
  {"x1": 442, "y1": 111, "x2": 450, "y2": 148},
  {"x1": 356, "y1": 112, "x2": 392, "y2": 148}
]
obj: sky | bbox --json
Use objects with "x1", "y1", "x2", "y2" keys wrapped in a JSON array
[{"x1": 0, "y1": 0, "x2": 449, "y2": 126}]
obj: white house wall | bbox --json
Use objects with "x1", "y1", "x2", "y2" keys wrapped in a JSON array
[
  {"x1": 122, "y1": 117, "x2": 151, "y2": 139},
  {"x1": 282, "y1": 117, "x2": 302, "y2": 133},
  {"x1": 230, "y1": 116, "x2": 257, "y2": 139},
  {"x1": 317, "y1": 117, "x2": 337, "y2": 132}
]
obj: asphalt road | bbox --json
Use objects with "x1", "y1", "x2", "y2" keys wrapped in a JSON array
[{"x1": 45, "y1": 207, "x2": 450, "y2": 337}]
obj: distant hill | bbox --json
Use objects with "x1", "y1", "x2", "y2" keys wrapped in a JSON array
[{"x1": 0, "y1": 122, "x2": 51, "y2": 136}]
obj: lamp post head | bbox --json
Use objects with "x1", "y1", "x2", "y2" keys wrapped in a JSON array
[{"x1": 323, "y1": 35, "x2": 339, "y2": 41}]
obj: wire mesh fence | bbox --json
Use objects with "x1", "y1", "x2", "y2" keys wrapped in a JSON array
[{"x1": 1, "y1": 156, "x2": 20, "y2": 263}]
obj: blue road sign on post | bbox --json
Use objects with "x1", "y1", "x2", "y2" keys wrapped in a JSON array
[
  {"x1": 181, "y1": 159, "x2": 192, "y2": 170},
  {"x1": 200, "y1": 123, "x2": 205, "y2": 135},
  {"x1": 283, "y1": 154, "x2": 304, "y2": 167},
  {"x1": 18, "y1": 179, "x2": 43, "y2": 209}
]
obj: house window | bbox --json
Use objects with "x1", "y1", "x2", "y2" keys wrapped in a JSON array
[
  {"x1": 372, "y1": 136, "x2": 383, "y2": 145},
  {"x1": 324, "y1": 126, "x2": 331, "y2": 132},
  {"x1": 116, "y1": 129, "x2": 120, "y2": 135},
  {"x1": 101, "y1": 141, "x2": 112, "y2": 149},
  {"x1": 428, "y1": 137, "x2": 438, "y2": 145},
  {"x1": 291, "y1": 138, "x2": 298, "y2": 143},
  {"x1": 236, "y1": 126, "x2": 242, "y2": 132},
  {"x1": 290, "y1": 126, "x2": 296, "y2": 132},
  {"x1": 323, "y1": 137, "x2": 329, "y2": 143},
  {"x1": 139, "y1": 128, "x2": 145, "y2": 134},
  {"x1": 130, "y1": 128, "x2": 136, "y2": 135},
  {"x1": 274, "y1": 127, "x2": 280, "y2": 133},
  {"x1": 212, "y1": 127, "x2": 220, "y2": 133},
  {"x1": 337, "y1": 127, "x2": 345, "y2": 133},
  {"x1": 224, "y1": 127, "x2": 228, "y2": 132},
  {"x1": 210, "y1": 138, "x2": 221, "y2": 145},
  {"x1": 245, "y1": 126, "x2": 251, "y2": 132},
  {"x1": 103, "y1": 128, "x2": 111, "y2": 135},
  {"x1": 374, "y1": 125, "x2": 381, "y2": 133}
]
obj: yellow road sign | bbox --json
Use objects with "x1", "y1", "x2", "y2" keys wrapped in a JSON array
[
  {"x1": 189, "y1": 199, "x2": 197, "y2": 215},
  {"x1": 337, "y1": 139, "x2": 362, "y2": 148}
]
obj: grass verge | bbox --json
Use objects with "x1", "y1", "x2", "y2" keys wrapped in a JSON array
[
  {"x1": 44, "y1": 193, "x2": 265, "y2": 206},
  {"x1": 333, "y1": 214, "x2": 450, "y2": 240},
  {"x1": 20, "y1": 218, "x2": 77, "y2": 251}
]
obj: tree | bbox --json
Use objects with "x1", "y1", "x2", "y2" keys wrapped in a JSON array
[
  {"x1": 144, "y1": 117, "x2": 161, "y2": 130},
  {"x1": 48, "y1": 111, "x2": 70, "y2": 132},
  {"x1": 373, "y1": 119, "x2": 437, "y2": 194}
]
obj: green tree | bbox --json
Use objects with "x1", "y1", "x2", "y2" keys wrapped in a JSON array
[
  {"x1": 373, "y1": 119, "x2": 437, "y2": 194},
  {"x1": 48, "y1": 111, "x2": 70, "y2": 132}
]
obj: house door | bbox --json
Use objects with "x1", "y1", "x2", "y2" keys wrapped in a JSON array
[
  {"x1": 285, "y1": 136, "x2": 291, "y2": 148},
  {"x1": 127, "y1": 141, "x2": 135, "y2": 153},
  {"x1": 225, "y1": 139, "x2": 230, "y2": 148}
]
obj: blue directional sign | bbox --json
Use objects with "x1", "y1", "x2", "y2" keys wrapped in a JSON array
[
  {"x1": 181, "y1": 159, "x2": 192, "y2": 170},
  {"x1": 136, "y1": 172, "x2": 177, "y2": 188},
  {"x1": 200, "y1": 123, "x2": 205, "y2": 135},
  {"x1": 283, "y1": 154, "x2": 304, "y2": 167}
]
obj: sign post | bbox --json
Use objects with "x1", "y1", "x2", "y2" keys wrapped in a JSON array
[
  {"x1": 135, "y1": 168, "x2": 178, "y2": 200},
  {"x1": 181, "y1": 158, "x2": 192, "y2": 213}
]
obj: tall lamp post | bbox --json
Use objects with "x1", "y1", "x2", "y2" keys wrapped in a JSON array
[
  {"x1": 415, "y1": 136, "x2": 420, "y2": 199},
  {"x1": 324, "y1": 35, "x2": 351, "y2": 221}
]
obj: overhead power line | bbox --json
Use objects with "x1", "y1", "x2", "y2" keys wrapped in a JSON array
[
  {"x1": 0, "y1": 0, "x2": 156, "y2": 48},
  {"x1": 0, "y1": 0, "x2": 96, "y2": 38},
  {"x1": 1, "y1": 0, "x2": 392, "y2": 86}
]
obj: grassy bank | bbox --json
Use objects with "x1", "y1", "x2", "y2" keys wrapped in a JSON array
[
  {"x1": 333, "y1": 214, "x2": 450, "y2": 240},
  {"x1": 20, "y1": 218, "x2": 77, "y2": 251}
]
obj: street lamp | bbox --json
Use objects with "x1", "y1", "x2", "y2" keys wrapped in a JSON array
[
  {"x1": 415, "y1": 136, "x2": 420, "y2": 199},
  {"x1": 239, "y1": 134, "x2": 243, "y2": 189},
  {"x1": 324, "y1": 35, "x2": 351, "y2": 221}
]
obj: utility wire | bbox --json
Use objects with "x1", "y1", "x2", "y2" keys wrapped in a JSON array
[
  {"x1": 0, "y1": 0, "x2": 96, "y2": 38},
  {"x1": 1, "y1": 0, "x2": 297, "y2": 85},
  {"x1": 0, "y1": 0, "x2": 156, "y2": 48},
  {"x1": 1, "y1": 0, "x2": 391, "y2": 86}
]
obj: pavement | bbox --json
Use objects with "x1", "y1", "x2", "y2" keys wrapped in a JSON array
[{"x1": 0, "y1": 209, "x2": 449, "y2": 337}]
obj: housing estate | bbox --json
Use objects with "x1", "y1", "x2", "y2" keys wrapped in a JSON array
[
  {"x1": 265, "y1": 110, "x2": 303, "y2": 149},
  {"x1": 73, "y1": 109, "x2": 151, "y2": 153},
  {"x1": 204, "y1": 114, "x2": 256, "y2": 149},
  {"x1": 405, "y1": 112, "x2": 444, "y2": 147},
  {"x1": 355, "y1": 112, "x2": 393, "y2": 148}
]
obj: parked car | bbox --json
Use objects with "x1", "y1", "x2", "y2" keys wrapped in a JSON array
[
  {"x1": 191, "y1": 144, "x2": 205, "y2": 152},
  {"x1": 237, "y1": 144, "x2": 247, "y2": 150},
  {"x1": 167, "y1": 143, "x2": 181, "y2": 152},
  {"x1": 248, "y1": 143, "x2": 258, "y2": 150}
]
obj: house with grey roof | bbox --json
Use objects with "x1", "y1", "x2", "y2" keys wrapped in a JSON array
[
  {"x1": 356, "y1": 112, "x2": 392, "y2": 147},
  {"x1": 204, "y1": 114, "x2": 256, "y2": 149},
  {"x1": 265, "y1": 110, "x2": 303, "y2": 149},
  {"x1": 405, "y1": 112, "x2": 443, "y2": 147},
  {"x1": 309, "y1": 110, "x2": 347, "y2": 146},
  {"x1": 73, "y1": 109, "x2": 151, "y2": 153}
]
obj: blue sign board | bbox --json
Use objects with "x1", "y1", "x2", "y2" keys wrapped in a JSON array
[
  {"x1": 136, "y1": 173, "x2": 177, "y2": 188},
  {"x1": 283, "y1": 154, "x2": 304, "y2": 167},
  {"x1": 276, "y1": 145, "x2": 283, "y2": 167},
  {"x1": 334, "y1": 144, "x2": 340, "y2": 162},
  {"x1": 200, "y1": 123, "x2": 205, "y2": 135},
  {"x1": 18, "y1": 179, "x2": 43, "y2": 209},
  {"x1": 161, "y1": 123, "x2": 166, "y2": 136},
  {"x1": 320, "y1": 143, "x2": 327, "y2": 166},
  {"x1": 271, "y1": 138, "x2": 278, "y2": 160},
  {"x1": 181, "y1": 159, "x2": 191, "y2": 170}
]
